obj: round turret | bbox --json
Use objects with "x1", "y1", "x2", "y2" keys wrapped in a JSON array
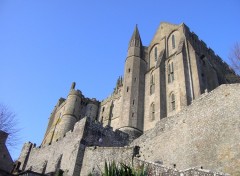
[{"x1": 53, "y1": 82, "x2": 82, "y2": 140}]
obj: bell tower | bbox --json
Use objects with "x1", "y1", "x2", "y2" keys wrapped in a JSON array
[{"x1": 119, "y1": 25, "x2": 147, "y2": 140}]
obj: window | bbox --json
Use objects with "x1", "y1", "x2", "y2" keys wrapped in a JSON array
[
  {"x1": 132, "y1": 113, "x2": 134, "y2": 117},
  {"x1": 102, "y1": 107, "x2": 105, "y2": 112},
  {"x1": 154, "y1": 47, "x2": 158, "y2": 61},
  {"x1": 170, "y1": 93, "x2": 176, "y2": 111},
  {"x1": 172, "y1": 34, "x2": 175, "y2": 49},
  {"x1": 168, "y1": 62, "x2": 174, "y2": 83},
  {"x1": 150, "y1": 74, "x2": 155, "y2": 94},
  {"x1": 133, "y1": 100, "x2": 135, "y2": 105},
  {"x1": 127, "y1": 86, "x2": 129, "y2": 92},
  {"x1": 150, "y1": 103, "x2": 155, "y2": 120},
  {"x1": 128, "y1": 68, "x2": 131, "y2": 73}
]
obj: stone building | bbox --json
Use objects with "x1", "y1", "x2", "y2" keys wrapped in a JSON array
[
  {"x1": 0, "y1": 131, "x2": 13, "y2": 174},
  {"x1": 15, "y1": 22, "x2": 240, "y2": 176}
]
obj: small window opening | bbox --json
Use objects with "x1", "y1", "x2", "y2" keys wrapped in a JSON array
[
  {"x1": 128, "y1": 68, "x2": 131, "y2": 73},
  {"x1": 127, "y1": 87, "x2": 129, "y2": 92},
  {"x1": 172, "y1": 35, "x2": 175, "y2": 49},
  {"x1": 171, "y1": 94, "x2": 176, "y2": 111},
  {"x1": 151, "y1": 103, "x2": 155, "y2": 120},
  {"x1": 150, "y1": 74, "x2": 155, "y2": 94},
  {"x1": 154, "y1": 47, "x2": 158, "y2": 61},
  {"x1": 132, "y1": 113, "x2": 134, "y2": 117},
  {"x1": 102, "y1": 107, "x2": 105, "y2": 112},
  {"x1": 134, "y1": 77, "x2": 136, "y2": 82},
  {"x1": 168, "y1": 62, "x2": 174, "y2": 83},
  {"x1": 133, "y1": 100, "x2": 135, "y2": 105}
]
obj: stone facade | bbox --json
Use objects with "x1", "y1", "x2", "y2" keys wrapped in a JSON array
[
  {"x1": 15, "y1": 22, "x2": 240, "y2": 176},
  {"x1": 0, "y1": 131, "x2": 13, "y2": 173}
]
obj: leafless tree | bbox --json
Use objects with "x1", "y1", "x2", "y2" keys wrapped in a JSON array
[
  {"x1": 0, "y1": 104, "x2": 19, "y2": 148},
  {"x1": 229, "y1": 42, "x2": 240, "y2": 75}
]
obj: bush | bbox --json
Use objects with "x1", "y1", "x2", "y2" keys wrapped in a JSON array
[{"x1": 88, "y1": 161, "x2": 147, "y2": 176}]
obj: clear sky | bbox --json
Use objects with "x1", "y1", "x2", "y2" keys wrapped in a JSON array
[{"x1": 0, "y1": 0, "x2": 239, "y2": 160}]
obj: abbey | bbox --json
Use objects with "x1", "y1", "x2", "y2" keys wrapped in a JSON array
[{"x1": 15, "y1": 22, "x2": 240, "y2": 176}]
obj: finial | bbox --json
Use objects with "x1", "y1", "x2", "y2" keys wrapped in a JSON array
[{"x1": 71, "y1": 82, "x2": 76, "y2": 90}]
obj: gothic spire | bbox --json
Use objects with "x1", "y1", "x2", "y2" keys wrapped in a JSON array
[{"x1": 129, "y1": 24, "x2": 142, "y2": 48}]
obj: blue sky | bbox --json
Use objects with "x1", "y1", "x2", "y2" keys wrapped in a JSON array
[{"x1": 0, "y1": 0, "x2": 239, "y2": 160}]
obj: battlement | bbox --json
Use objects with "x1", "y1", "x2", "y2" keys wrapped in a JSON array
[{"x1": 184, "y1": 26, "x2": 239, "y2": 79}]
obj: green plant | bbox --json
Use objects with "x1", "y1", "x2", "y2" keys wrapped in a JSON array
[{"x1": 101, "y1": 161, "x2": 147, "y2": 176}]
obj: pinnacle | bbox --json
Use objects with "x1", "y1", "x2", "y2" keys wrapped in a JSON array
[{"x1": 129, "y1": 24, "x2": 142, "y2": 47}]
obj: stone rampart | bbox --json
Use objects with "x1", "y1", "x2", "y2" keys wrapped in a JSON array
[
  {"x1": 80, "y1": 146, "x2": 134, "y2": 175},
  {"x1": 17, "y1": 117, "x2": 129, "y2": 176},
  {"x1": 22, "y1": 118, "x2": 87, "y2": 175},
  {"x1": 131, "y1": 84, "x2": 240, "y2": 175},
  {"x1": 133, "y1": 158, "x2": 229, "y2": 176}
]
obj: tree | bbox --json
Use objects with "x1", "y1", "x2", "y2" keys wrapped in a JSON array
[
  {"x1": 0, "y1": 104, "x2": 19, "y2": 148},
  {"x1": 229, "y1": 42, "x2": 240, "y2": 75}
]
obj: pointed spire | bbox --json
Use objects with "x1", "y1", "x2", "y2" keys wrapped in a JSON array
[{"x1": 129, "y1": 24, "x2": 142, "y2": 48}]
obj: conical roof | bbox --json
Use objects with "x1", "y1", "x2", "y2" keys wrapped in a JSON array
[{"x1": 128, "y1": 25, "x2": 142, "y2": 48}]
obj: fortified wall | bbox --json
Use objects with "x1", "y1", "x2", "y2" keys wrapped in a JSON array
[
  {"x1": 17, "y1": 117, "x2": 129, "y2": 176},
  {"x1": 131, "y1": 84, "x2": 240, "y2": 175},
  {"x1": 14, "y1": 21, "x2": 240, "y2": 176}
]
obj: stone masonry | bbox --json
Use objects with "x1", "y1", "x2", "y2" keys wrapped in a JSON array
[{"x1": 15, "y1": 22, "x2": 240, "y2": 176}]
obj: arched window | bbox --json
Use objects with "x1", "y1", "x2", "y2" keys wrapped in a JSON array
[
  {"x1": 150, "y1": 103, "x2": 155, "y2": 120},
  {"x1": 170, "y1": 93, "x2": 176, "y2": 111},
  {"x1": 150, "y1": 74, "x2": 155, "y2": 94},
  {"x1": 172, "y1": 35, "x2": 175, "y2": 49},
  {"x1": 168, "y1": 62, "x2": 174, "y2": 83},
  {"x1": 154, "y1": 47, "x2": 158, "y2": 61}
]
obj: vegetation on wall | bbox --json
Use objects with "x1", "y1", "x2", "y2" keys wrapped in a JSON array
[{"x1": 88, "y1": 161, "x2": 148, "y2": 176}]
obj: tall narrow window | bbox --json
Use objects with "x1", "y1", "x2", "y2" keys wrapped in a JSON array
[
  {"x1": 171, "y1": 94, "x2": 175, "y2": 111},
  {"x1": 171, "y1": 62, "x2": 174, "y2": 81},
  {"x1": 150, "y1": 74, "x2": 155, "y2": 94},
  {"x1": 172, "y1": 35, "x2": 175, "y2": 49},
  {"x1": 154, "y1": 47, "x2": 158, "y2": 61},
  {"x1": 168, "y1": 62, "x2": 174, "y2": 83},
  {"x1": 150, "y1": 103, "x2": 155, "y2": 120}
]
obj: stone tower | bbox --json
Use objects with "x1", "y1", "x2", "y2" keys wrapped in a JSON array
[
  {"x1": 53, "y1": 82, "x2": 82, "y2": 140},
  {"x1": 119, "y1": 25, "x2": 147, "y2": 139},
  {"x1": 42, "y1": 82, "x2": 82, "y2": 145}
]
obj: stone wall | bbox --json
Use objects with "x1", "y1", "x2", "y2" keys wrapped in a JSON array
[
  {"x1": 0, "y1": 131, "x2": 13, "y2": 172},
  {"x1": 21, "y1": 118, "x2": 87, "y2": 176},
  {"x1": 98, "y1": 88, "x2": 123, "y2": 130},
  {"x1": 133, "y1": 158, "x2": 229, "y2": 176},
  {"x1": 131, "y1": 84, "x2": 240, "y2": 175},
  {"x1": 80, "y1": 146, "x2": 134, "y2": 175},
  {"x1": 17, "y1": 117, "x2": 129, "y2": 176}
]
